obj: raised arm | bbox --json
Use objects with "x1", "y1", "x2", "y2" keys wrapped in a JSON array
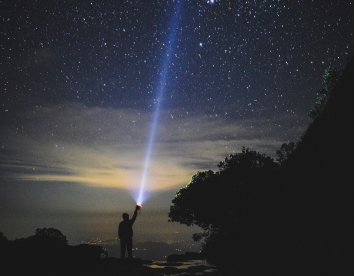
[{"x1": 131, "y1": 206, "x2": 139, "y2": 222}]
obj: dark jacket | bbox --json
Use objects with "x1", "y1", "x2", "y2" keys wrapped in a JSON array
[{"x1": 118, "y1": 210, "x2": 138, "y2": 239}]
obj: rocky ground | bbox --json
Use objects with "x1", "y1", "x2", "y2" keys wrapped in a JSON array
[
  {"x1": 5, "y1": 256, "x2": 221, "y2": 276},
  {"x1": 96, "y1": 257, "x2": 221, "y2": 276}
]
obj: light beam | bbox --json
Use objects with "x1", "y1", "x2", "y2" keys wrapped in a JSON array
[{"x1": 136, "y1": 1, "x2": 183, "y2": 205}]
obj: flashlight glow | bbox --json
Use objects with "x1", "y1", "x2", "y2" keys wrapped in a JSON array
[{"x1": 135, "y1": 1, "x2": 183, "y2": 205}]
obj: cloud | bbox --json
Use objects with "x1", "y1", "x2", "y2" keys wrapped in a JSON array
[
  {"x1": 0, "y1": 103, "x2": 309, "y2": 243},
  {"x1": 1, "y1": 103, "x2": 306, "y2": 192}
]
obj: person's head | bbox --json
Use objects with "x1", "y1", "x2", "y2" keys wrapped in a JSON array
[{"x1": 122, "y1": 213, "x2": 129, "y2": 220}]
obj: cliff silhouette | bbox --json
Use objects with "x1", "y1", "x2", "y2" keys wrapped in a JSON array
[{"x1": 257, "y1": 57, "x2": 353, "y2": 275}]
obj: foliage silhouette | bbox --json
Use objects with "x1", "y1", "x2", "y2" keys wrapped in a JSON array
[
  {"x1": 0, "y1": 231, "x2": 7, "y2": 243},
  {"x1": 275, "y1": 142, "x2": 295, "y2": 166},
  {"x1": 33, "y1": 227, "x2": 68, "y2": 245},
  {"x1": 169, "y1": 148, "x2": 279, "y2": 273},
  {"x1": 1, "y1": 228, "x2": 107, "y2": 275},
  {"x1": 169, "y1": 57, "x2": 353, "y2": 275},
  {"x1": 308, "y1": 66, "x2": 341, "y2": 120}
]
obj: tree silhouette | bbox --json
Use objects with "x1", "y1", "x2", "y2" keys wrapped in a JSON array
[
  {"x1": 308, "y1": 66, "x2": 341, "y2": 120},
  {"x1": 169, "y1": 148, "x2": 279, "y2": 273},
  {"x1": 275, "y1": 142, "x2": 295, "y2": 165},
  {"x1": 1, "y1": 228, "x2": 109, "y2": 275},
  {"x1": 169, "y1": 58, "x2": 353, "y2": 275},
  {"x1": 34, "y1": 227, "x2": 68, "y2": 245},
  {"x1": 0, "y1": 232, "x2": 8, "y2": 243}
]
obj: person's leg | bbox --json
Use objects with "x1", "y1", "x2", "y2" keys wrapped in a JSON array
[
  {"x1": 120, "y1": 239, "x2": 126, "y2": 259},
  {"x1": 127, "y1": 238, "x2": 133, "y2": 259}
]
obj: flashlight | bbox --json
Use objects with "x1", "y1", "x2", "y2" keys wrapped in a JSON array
[{"x1": 136, "y1": 204, "x2": 142, "y2": 210}]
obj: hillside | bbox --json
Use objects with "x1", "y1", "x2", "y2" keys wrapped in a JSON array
[{"x1": 278, "y1": 58, "x2": 354, "y2": 275}]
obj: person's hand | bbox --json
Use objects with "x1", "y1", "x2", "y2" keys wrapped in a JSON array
[{"x1": 135, "y1": 204, "x2": 142, "y2": 211}]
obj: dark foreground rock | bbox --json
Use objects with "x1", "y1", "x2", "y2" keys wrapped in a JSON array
[{"x1": 3, "y1": 256, "x2": 220, "y2": 276}]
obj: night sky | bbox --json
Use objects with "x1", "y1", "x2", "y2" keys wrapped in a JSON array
[{"x1": 0, "y1": 0, "x2": 353, "y2": 246}]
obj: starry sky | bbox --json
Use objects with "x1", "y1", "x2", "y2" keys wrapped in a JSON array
[{"x1": 0, "y1": 0, "x2": 353, "y2": 245}]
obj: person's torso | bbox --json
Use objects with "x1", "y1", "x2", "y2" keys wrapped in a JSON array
[{"x1": 119, "y1": 220, "x2": 134, "y2": 237}]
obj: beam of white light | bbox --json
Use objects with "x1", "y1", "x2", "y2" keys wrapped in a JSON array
[{"x1": 136, "y1": 1, "x2": 183, "y2": 205}]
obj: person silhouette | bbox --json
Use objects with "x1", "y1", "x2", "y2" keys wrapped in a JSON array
[{"x1": 118, "y1": 205, "x2": 140, "y2": 260}]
